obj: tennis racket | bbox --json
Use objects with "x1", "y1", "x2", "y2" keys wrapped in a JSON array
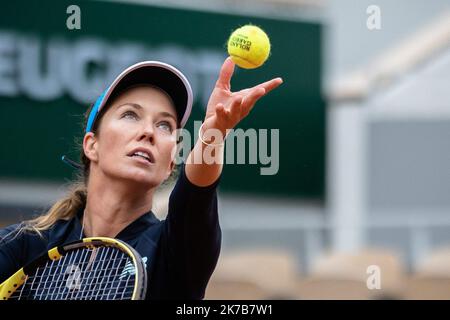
[{"x1": 0, "y1": 237, "x2": 147, "y2": 300}]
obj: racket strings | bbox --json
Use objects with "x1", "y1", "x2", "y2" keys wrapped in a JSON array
[{"x1": 10, "y1": 246, "x2": 138, "y2": 300}]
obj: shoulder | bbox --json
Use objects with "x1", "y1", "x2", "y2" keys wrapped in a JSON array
[
  {"x1": 0, "y1": 223, "x2": 22, "y2": 245},
  {"x1": 0, "y1": 222, "x2": 51, "y2": 248},
  {"x1": 0, "y1": 222, "x2": 50, "y2": 270},
  {"x1": 0, "y1": 216, "x2": 75, "y2": 253}
]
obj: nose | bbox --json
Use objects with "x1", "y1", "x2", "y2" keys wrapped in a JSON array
[{"x1": 138, "y1": 124, "x2": 155, "y2": 145}]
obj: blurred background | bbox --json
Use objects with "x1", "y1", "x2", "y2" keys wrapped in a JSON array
[{"x1": 0, "y1": 0, "x2": 449, "y2": 299}]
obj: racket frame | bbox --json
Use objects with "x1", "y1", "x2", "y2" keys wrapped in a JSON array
[{"x1": 0, "y1": 237, "x2": 147, "y2": 300}]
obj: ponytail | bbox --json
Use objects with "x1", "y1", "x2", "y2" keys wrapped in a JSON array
[{"x1": 22, "y1": 182, "x2": 87, "y2": 237}]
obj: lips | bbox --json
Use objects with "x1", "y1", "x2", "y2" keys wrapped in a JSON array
[{"x1": 127, "y1": 148, "x2": 155, "y2": 164}]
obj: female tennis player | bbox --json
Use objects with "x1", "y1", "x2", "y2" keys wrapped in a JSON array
[{"x1": 0, "y1": 57, "x2": 282, "y2": 299}]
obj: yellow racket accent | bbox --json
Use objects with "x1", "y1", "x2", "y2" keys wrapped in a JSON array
[
  {"x1": 0, "y1": 268, "x2": 27, "y2": 300},
  {"x1": 0, "y1": 237, "x2": 147, "y2": 300},
  {"x1": 48, "y1": 247, "x2": 62, "y2": 261}
]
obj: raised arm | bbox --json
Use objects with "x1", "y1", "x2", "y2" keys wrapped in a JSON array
[{"x1": 185, "y1": 57, "x2": 283, "y2": 187}]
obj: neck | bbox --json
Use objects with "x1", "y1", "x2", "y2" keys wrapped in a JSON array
[{"x1": 82, "y1": 174, "x2": 154, "y2": 238}]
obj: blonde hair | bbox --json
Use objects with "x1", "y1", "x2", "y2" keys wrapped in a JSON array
[{"x1": 21, "y1": 182, "x2": 87, "y2": 237}]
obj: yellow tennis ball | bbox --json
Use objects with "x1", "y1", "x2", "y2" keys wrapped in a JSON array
[{"x1": 227, "y1": 25, "x2": 271, "y2": 69}]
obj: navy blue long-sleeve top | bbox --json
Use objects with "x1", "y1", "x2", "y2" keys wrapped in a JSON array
[{"x1": 0, "y1": 165, "x2": 222, "y2": 299}]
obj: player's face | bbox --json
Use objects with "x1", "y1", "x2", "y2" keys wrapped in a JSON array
[{"x1": 88, "y1": 85, "x2": 178, "y2": 188}]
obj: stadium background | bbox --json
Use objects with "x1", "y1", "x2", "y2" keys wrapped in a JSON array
[{"x1": 0, "y1": 0, "x2": 449, "y2": 299}]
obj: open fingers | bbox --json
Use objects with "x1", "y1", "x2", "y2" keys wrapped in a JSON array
[
  {"x1": 228, "y1": 95, "x2": 243, "y2": 121},
  {"x1": 216, "y1": 95, "x2": 243, "y2": 120},
  {"x1": 252, "y1": 77, "x2": 283, "y2": 95},
  {"x1": 215, "y1": 57, "x2": 235, "y2": 91},
  {"x1": 236, "y1": 77, "x2": 283, "y2": 97},
  {"x1": 238, "y1": 77, "x2": 283, "y2": 118},
  {"x1": 240, "y1": 87, "x2": 266, "y2": 117}
]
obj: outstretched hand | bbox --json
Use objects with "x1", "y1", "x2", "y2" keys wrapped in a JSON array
[{"x1": 202, "y1": 57, "x2": 283, "y2": 138}]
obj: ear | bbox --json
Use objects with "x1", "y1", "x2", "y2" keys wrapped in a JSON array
[
  {"x1": 166, "y1": 161, "x2": 175, "y2": 180},
  {"x1": 83, "y1": 132, "x2": 99, "y2": 163},
  {"x1": 166, "y1": 137, "x2": 179, "y2": 180}
]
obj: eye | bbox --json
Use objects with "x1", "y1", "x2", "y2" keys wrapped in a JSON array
[
  {"x1": 122, "y1": 110, "x2": 139, "y2": 120},
  {"x1": 157, "y1": 121, "x2": 173, "y2": 133}
]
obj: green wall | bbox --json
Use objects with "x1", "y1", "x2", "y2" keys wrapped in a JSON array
[{"x1": 0, "y1": 0, "x2": 325, "y2": 200}]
